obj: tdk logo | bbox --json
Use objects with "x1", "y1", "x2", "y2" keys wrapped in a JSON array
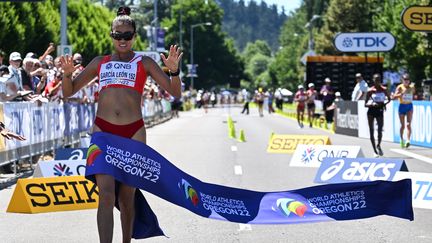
[
  {"x1": 314, "y1": 158, "x2": 407, "y2": 184},
  {"x1": 334, "y1": 32, "x2": 395, "y2": 52}
]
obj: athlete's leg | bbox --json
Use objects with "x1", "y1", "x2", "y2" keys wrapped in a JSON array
[
  {"x1": 367, "y1": 115, "x2": 378, "y2": 154},
  {"x1": 399, "y1": 113, "x2": 406, "y2": 147},
  {"x1": 95, "y1": 174, "x2": 116, "y2": 243},
  {"x1": 119, "y1": 183, "x2": 136, "y2": 243},
  {"x1": 406, "y1": 109, "x2": 413, "y2": 147},
  {"x1": 376, "y1": 115, "x2": 384, "y2": 156}
]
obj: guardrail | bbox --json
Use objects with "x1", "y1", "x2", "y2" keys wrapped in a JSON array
[{"x1": 0, "y1": 99, "x2": 172, "y2": 170}]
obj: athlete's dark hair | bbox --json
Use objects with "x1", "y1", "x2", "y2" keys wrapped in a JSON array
[{"x1": 112, "y1": 6, "x2": 136, "y2": 33}]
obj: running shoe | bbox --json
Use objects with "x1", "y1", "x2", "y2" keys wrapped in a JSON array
[
  {"x1": 377, "y1": 145, "x2": 384, "y2": 156},
  {"x1": 405, "y1": 141, "x2": 410, "y2": 148},
  {"x1": 400, "y1": 140, "x2": 405, "y2": 148},
  {"x1": 373, "y1": 152, "x2": 379, "y2": 158}
]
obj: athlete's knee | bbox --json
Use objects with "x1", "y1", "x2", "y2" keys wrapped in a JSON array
[{"x1": 98, "y1": 190, "x2": 115, "y2": 209}]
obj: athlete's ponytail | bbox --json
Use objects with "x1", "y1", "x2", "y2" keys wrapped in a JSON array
[{"x1": 112, "y1": 6, "x2": 136, "y2": 33}]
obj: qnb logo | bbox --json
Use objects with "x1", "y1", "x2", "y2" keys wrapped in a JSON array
[
  {"x1": 179, "y1": 179, "x2": 199, "y2": 206},
  {"x1": 273, "y1": 198, "x2": 307, "y2": 217},
  {"x1": 86, "y1": 144, "x2": 102, "y2": 166},
  {"x1": 114, "y1": 63, "x2": 132, "y2": 69},
  {"x1": 320, "y1": 159, "x2": 396, "y2": 181},
  {"x1": 53, "y1": 163, "x2": 73, "y2": 176},
  {"x1": 301, "y1": 147, "x2": 316, "y2": 164},
  {"x1": 106, "y1": 63, "x2": 113, "y2": 70}
]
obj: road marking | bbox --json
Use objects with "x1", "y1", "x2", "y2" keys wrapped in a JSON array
[
  {"x1": 231, "y1": 145, "x2": 238, "y2": 152},
  {"x1": 234, "y1": 165, "x2": 243, "y2": 175},
  {"x1": 390, "y1": 148, "x2": 432, "y2": 165},
  {"x1": 238, "y1": 224, "x2": 252, "y2": 231}
]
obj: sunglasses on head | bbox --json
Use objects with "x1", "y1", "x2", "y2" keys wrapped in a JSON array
[{"x1": 110, "y1": 31, "x2": 135, "y2": 41}]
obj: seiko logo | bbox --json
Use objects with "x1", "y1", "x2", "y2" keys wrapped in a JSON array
[{"x1": 402, "y1": 6, "x2": 432, "y2": 32}]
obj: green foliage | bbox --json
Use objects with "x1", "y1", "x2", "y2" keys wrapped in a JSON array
[{"x1": 218, "y1": 0, "x2": 287, "y2": 51}]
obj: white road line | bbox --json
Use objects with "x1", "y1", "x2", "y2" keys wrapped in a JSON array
[
  {"x1": 238, "y1": 223, "x2": 252, "y2": 231},
  {"x1": 234, "y1": 165, "x2": 243, "y2": 175},
  {"x1": 231, "y1": 145, "x2": 238, "y2": 152},
  {"x1": 390, "y1": 148, "x2": 432, "y2": 165}
]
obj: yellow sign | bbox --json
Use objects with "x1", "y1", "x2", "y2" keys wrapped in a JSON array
[
  {"x1": 267, "y1": 135, "x2": 331, "y2": 153},
  {"x1": 7, "y1": 176, "x2": 98, "y2": 214},
  {"x1": 401, "y1": 6, "x2": 432, "y2": 32}
]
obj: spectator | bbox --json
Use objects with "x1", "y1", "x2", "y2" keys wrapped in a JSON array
[
  {"x1": 275, "y1": 88, "x2": 283, "y2": 110},
  {"x1": 351, "y1": 73, "x2": 368, "y2": 101},
  {"x1": 21, "y1": 57, "x2": 35, "y2": 90},
  {"x1": 8, "y1": 52, "x2": 23, "y2": 90},
  {"x1": 335, "y1": 91, "x2": 344, "y2": 102},
  {"x1": 0, "y1": 121, "x2": 26, "y2": 141},
  {"x1": 44, "y1": 71, "x2": 63, "y2": 101},
  {"x1": 73, "y1": 53, "x2": 84, "y2": 71}
]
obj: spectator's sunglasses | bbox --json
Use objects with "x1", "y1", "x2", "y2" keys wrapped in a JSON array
[{"x1": 110, "y1": 31, "x2": 135, "y2": 41}]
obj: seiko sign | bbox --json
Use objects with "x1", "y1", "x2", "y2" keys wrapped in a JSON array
[
  {"x1": 401, "y1": 6, "x2": 432, "y2": 32},
  {"x1": 334, "y1": 32, "x2": 396, "y2": 52}
]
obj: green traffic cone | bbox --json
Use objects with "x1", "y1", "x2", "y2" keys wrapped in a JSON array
[{"x1": 238, "y1": 129, "x2": 246, "y2": 142}]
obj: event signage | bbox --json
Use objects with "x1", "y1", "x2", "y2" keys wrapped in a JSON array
[
  {"x1": 7, "y1": 176, "x2": 98, "y2": 213},
  {"x1": 314, "y1": 158, "x2": 408, "y2": 184},
  {"x1": 55, "y1": 148, "x2": 88, "y2": 160},
  {"x1": 393, "y1": 171, "x2": 432, "y2": 209},
  {"x1": 334, "y1": 32, "x2": 396, "y2": 52},
  {"x1": 393, "y1": 101, "x2": 432, "y2": 147},
  {"x1": 33, "y1": 160, "x2": 86, "y2": 178},
  {"x1": 290, "y1": 145, "x2": 363, "y2": 168},
  {"x1": 401, "y1": 5, "x2": 432, "y2": 32},
  {"x1": 84, "y1": 132, "x2": 413, "y2": 240},
  {"x1": 135, "y1": 51, "x2": 161, "y2": 63},
  {"x1": 335, "y1": 101, "x2": 359, "y2": 137},
  {"x1": 267, "y1": 134, "x2": 331, "y2": 153}
]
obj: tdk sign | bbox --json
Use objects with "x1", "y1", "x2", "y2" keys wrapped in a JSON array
[
  {"x1": 334, "y1": 32, "x2": 396, "y2": 52},
  {"x1": 314, "y1": 158, "x2": 407, "y2": 184}
]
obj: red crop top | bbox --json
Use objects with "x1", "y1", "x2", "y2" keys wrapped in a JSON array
[{"x1": 97, "y1": 53, "x2": 147, "y2": 94}]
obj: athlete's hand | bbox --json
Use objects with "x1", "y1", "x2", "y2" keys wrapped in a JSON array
[
  {"x1": 161, "y1": 45, "x2": 183, "y2": 73},
  {"x1": 60, "y1": 55, "x2": 80, "y2": 76},
  {"x1": 0, "y1": 128, "x2": 26, "y2": 141}
]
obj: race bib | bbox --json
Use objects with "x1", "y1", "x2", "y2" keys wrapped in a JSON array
[
  {"x1": 372, "y1": 92, "x2": 385, "y2": 102},
  {"x1": 99, "y1": 61, "x2": 138, "y2": 89},
  {"x1": 402, "y1": 93, "x2": 413, "y2": 102}
]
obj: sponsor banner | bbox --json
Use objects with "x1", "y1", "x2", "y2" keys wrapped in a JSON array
[
  {"x1": 393, "y1": 171, "x2": 432, "y2": 209},
  {"x1": 85, "y1": 132, "x2": 413, "y2": 240},
  {"x1": 3, "y1": 102, "x2": 31, "y2": 149},
  {"x1": 290, "y1": 145, "x2": 363, "y2": 168},
  {"x1": 358, "y1": 100, "x2": 394, "y2": 142},
  {"x1": 30, "y1": 104, "x2": 46, "y2": 145},
  {"x1": 315, "y1": 158, "x2": 408, "y2": 184},
  {"x1": 55, "y1": 147, "x2": 88, "y2": 160},
  {"x1": 47, "y1": 103, "x2": 65, "y2": 141},
  {"x1": 267, "y1": 135, "x2": 331, "y2": 154},
  {"x1": 393, "y1": 101, "x2": 432, "y2": 148},
  {"x1": 7, "y1": 176, "x2": 98, "y2": 213},
  {"x1": 63, "y1": 103, "x2": 80, "y2": 136},
  {"x1": 0, "y1": 103, "x2": 6, "y2": 151},
  {"x1": 78, "y1": 104, "x2": 95, "y2": 132},
  {"x1": 335, "y1": 101, "x2": 359, "y2": 137},
  {"x1": 33, "y1": 160, "x2": 86, "y2": 178},
  {"x1": 334, "y1": 32, "x2": 396, "y2": 52},
  {"x1": 401, "y1": 6, "x2": 432, "y2": 32}
]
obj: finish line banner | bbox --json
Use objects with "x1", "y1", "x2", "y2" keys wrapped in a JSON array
[{"x1": 87, "y1": 132, "x2": 413, "y2": 229}]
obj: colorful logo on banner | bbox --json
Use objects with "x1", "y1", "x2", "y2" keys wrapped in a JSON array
[
  {"x1": 7, "y1": 176, "x2": 98, "y2": 213},
  {"x1": 393, "y1": 171, "x2": 432, "y2": 210},
  {"x1": 32, "y1": 160, "x2": 86, "y2": 178},
  {"x1": 315, "y1": 158, "x2": 408, "y2": 184},
  {"x1": 87, "y1": 144, "x2": 102, "y2": 166},
  {"x1": 291, "y1": 145, "x2": 363, "y2": 168},
  {"x1": 401, "y1": 6, "x2": 432, "y2": 32},
  {"x1": 53, "y1": 163, "x2": 73, "y2": 176},
  {"x1": 267, "y1": 135, "x2": 331, "y2": 153},
  {"x1": 273, "y1": 198, "x2": 307, "y2": 217},
  {"x1": 55, "y1": 148, "x2": 88, "y2": 160},
  {"x1": 84, "y1": 132, "x2": 413, "y2": 237},
  {"x1": 179, "y1": 179, "x2": 200, "y2": 206}
]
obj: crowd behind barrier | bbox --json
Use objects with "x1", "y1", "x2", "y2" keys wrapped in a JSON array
[
  {"x1": 0, "y1": 99, "x2": 172, "y2": 169},
  {"x1": 335, "y1": 100, "x2": 432, "y2": 148}
]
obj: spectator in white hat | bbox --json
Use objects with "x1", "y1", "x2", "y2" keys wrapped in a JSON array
[
  {"x1": 8, "y1": 52, "x2": 23, "y2": 90},
  {"x1": 352, "y1": 73, "x2": 368, "y2": 101}
]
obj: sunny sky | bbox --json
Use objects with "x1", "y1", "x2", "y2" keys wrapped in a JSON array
[{"x1": 245, "y1": 0, "x2": 302, "y2": 14}]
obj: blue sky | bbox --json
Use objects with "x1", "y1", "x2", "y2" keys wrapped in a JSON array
[{"x1": 245, "y1": 0, "x2": 302, "y2": 13}]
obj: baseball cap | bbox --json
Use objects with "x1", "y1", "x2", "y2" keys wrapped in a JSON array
[
  {"x1": 335, "y1": 91, "x2": 341, "y2": 96},
  {"x1": 9, "y1": 52, "x2": 22, "y2": 61},
  {"x1": 308, "y1": 83, "x2": 315, "y2": 88},
  {"x1": 298, "y1": 85, "x2": 304, "y2": 89},
  {"x1": 25, "y1": 52, "x2": 37, "y2": 59},
  {"x1": 355, "y1": 73, "x2": 362, "y2": 78},
  {"x1": 325, "y1": 78, "x2": 331, "y2": 83}
]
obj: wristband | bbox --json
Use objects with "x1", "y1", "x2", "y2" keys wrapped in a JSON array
[{"x1": 169, "y1": 69, "x2": 180, "y2": 77}]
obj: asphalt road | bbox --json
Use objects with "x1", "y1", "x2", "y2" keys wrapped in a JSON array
[{"x1": 0, "y1": 106, "x2": 431, "y2": 242}]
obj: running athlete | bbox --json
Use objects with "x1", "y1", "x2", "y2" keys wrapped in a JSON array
[
  {"x1": 365, "y1": 74, "x2": 391, "y2": 157},
  {"x1": 392, "y1": 74, "x2": 415, "y2": 148},
  {"x1": 306, "y1": 83, "x2": 317, "y2": 127},
  {"x1": 294, "y1": 85, "x2": 307, "y2": 128},
  {"x1": 60, "y1": 7, "x2": 182, "y2": 242}
]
